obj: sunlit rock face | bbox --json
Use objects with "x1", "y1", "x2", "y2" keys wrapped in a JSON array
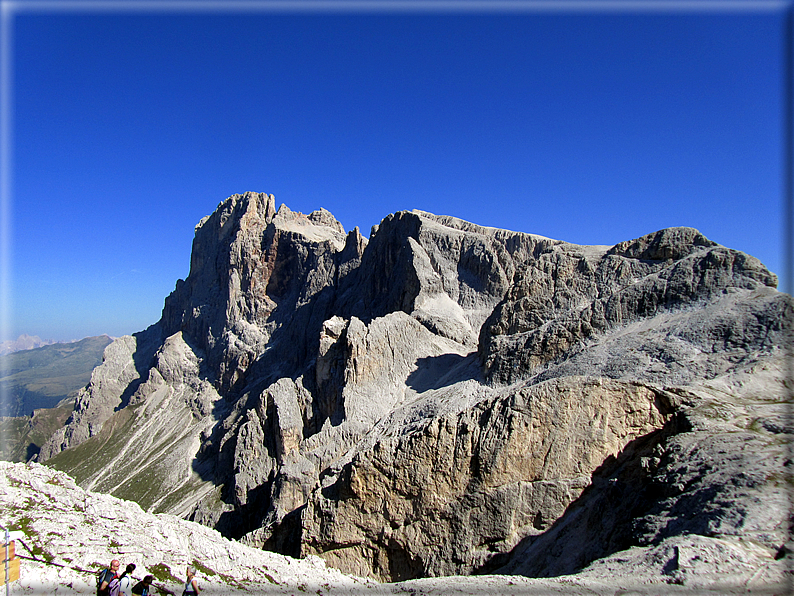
[
  {"x1": 478, "y1": 226, "x2": 781, "y2": 385},
  {"x1": 39, "y1": 192, "x2": 793, "y2": 584}
]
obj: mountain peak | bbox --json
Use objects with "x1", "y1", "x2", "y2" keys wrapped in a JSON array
[{"x1": 38, "y1": 193, "x2": 792, "y2": 586}]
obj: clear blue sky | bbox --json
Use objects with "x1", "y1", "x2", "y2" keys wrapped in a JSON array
[{"x1": 2, "y1": 1, "x2": 788, "y2": 343}]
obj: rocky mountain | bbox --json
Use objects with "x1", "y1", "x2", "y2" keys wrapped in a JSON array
[
  {"x1": 0, "y1": 334, "x2": 56, "y2": 356},
  {"x1": 0, "y1": 460, "x2": 374, "y2": 594},
  {"x1": 38, "y1": 192, "x2": 792, "y2": 588}
]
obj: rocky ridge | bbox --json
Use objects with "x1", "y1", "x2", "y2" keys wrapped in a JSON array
[{"x1": 37, "y1": 192, "x2": 793, "y2": 587}]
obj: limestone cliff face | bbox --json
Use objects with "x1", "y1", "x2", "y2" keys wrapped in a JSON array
[
  {"x1": 479, "y1": 227, "x2": 780, "y2": 385},
  {"x1": 160, "y1": 192, "x2": 351, "y2": 392},
  {"x1": 300, "y1": 377, "x2": 672, "y2": 580},
  {"x1": 39, "y1": 192, "x2": 792, "y2": 584}
]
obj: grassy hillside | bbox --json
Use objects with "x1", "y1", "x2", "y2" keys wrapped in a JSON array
[
  {"x1": 0, "y1": 335, "x2": 112, "y2": 417},
  {"x1": 0, "y1": 335, "x2": 114, "y2": 462},
  {"x1": 0, "y1": 402, "x2": 73, "y2": 462}
]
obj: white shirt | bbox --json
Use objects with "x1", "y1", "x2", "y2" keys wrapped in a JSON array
[{"x1": 118, "y1": 575, "x2": 134, "y2": 596}]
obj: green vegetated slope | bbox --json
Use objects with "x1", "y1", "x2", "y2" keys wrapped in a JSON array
[
  {"x1": 0, "y1": 335, "x2": 112, "y2": 417},
  {"x1": 0, "y1": 405, "x2": 74, "y2": 462},
  {"x1": 45, "y1": 405, "x2": 140, "y2": 487},
  {"x1": 0, "y1": 335, "x2": 113, "y2": 462},
  {"x1": 46, "y1": 400, "x2": 218, "y2": 515}
]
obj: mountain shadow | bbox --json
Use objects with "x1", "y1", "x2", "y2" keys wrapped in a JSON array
[
  {"x1": 481, "y1": 414, "x2": 690, "y2": 578},
  {"x1": 406, "y1": 353, "x2": 476, "y2": 393}
]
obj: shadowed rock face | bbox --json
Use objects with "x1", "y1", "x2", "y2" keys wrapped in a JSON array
[{"x1": 39, "y1": 192, "x2": 793, "y2": 583}]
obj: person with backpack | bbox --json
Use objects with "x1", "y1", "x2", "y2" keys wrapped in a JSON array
[
  {"x1": 131, "y1": 574, "x2": 154, "y2": 596},
  {"x1": 182, "y1": 566, "x2": 200, "y2": 595},
  {"x1": 97, "y1": 559, "x2": 120, "y2": 596},
  {"x1": 118, "y1": 563, "x2": 136, "y2": 596}
]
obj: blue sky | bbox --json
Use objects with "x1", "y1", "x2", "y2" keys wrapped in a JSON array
[{"x1": 2, "y1": 0, "x2": 788, "y2": 342}]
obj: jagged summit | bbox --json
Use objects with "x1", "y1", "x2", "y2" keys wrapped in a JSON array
[
  {"x1": 160, "y1": 192, "x2": 355, "y2": 391},
  {"x1": 38, "y1": 193, "x2": 792, "y2": 586}
]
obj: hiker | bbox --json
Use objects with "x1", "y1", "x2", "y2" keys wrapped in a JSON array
[
  {"x1": 182, "y1": 566, "x2": 201, "y2": 595},
  {"x1": 118, "y1": 563, "x2": 136, "y2": 596},
  {"x1": 97, "y1": 559, "x2": 120, "y2": 596},
  {"x1": 131, "y1": 575, "x2": 154, "y2": 596}
]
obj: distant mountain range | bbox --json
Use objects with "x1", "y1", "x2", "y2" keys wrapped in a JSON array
[
  {"x1": 0, "y1": 333, "x2": 57, "y2": 355},
  {"x1": 0, "y1": 335, "x2": 113, "y2": 461}
]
